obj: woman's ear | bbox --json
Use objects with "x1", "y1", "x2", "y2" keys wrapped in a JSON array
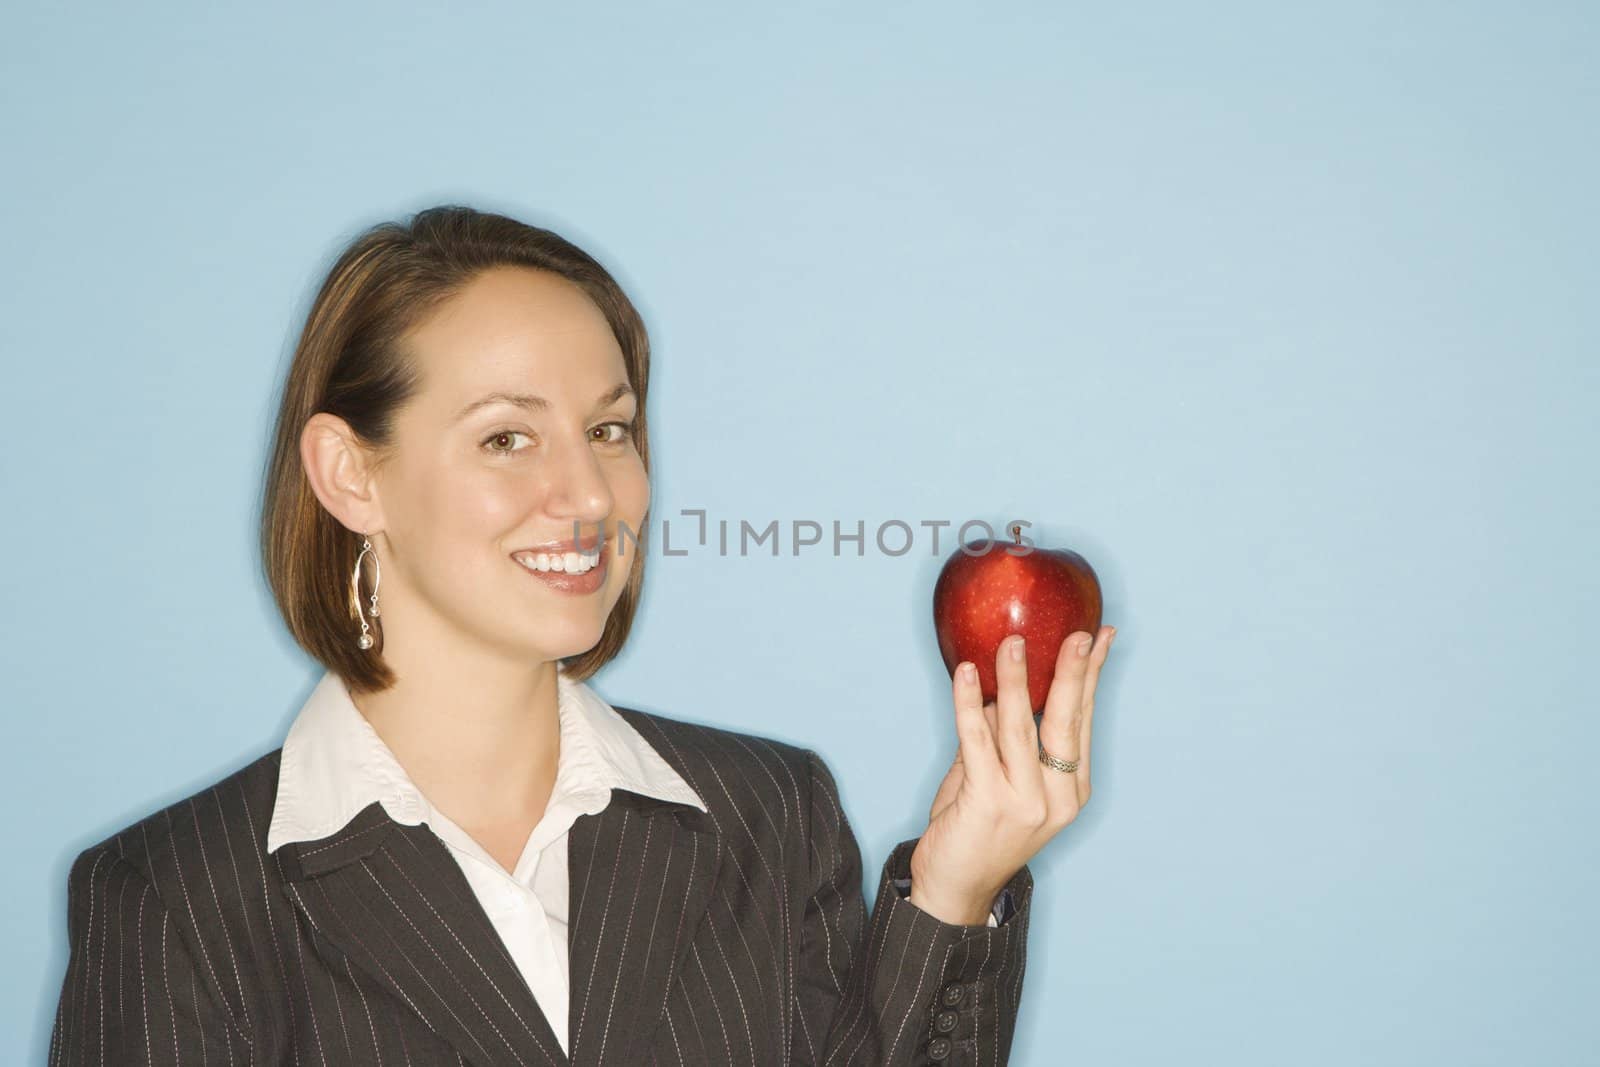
[{"x1": 300, "y1": 412, "x2": 386, "y2": 535}]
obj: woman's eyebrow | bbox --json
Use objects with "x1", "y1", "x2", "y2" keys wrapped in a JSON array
[{"x1": 453, "y1": 383, "x2": 635, "y2": 422}]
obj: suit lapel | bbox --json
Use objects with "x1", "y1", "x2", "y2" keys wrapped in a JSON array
[
  {"x1": 275, "y1": 790, "x2": 725, "y2": 1067},
  {"x1": 277, "y1": 799, "x2": 567, "y2": 1065}
]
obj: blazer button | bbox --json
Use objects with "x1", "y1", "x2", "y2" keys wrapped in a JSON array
[
  {"x1": 941, "y1": 981, "x2": 965, "y2": 1007},
  {"x1": 927, "y1": 1036, "x2": 953, "y2": 1060},
  {"x1": 935, "y1": 1009, "x2": 960, "y2": 1033}
]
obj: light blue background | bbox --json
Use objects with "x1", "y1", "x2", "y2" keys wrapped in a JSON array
[{"x1": 4, "y1": 2, "x2": 1596, "y2": 1063}]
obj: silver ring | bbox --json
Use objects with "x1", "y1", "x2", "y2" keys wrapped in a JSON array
[{"x1": 1038, "y1": 738, "x2": 1079, "y2": 774}]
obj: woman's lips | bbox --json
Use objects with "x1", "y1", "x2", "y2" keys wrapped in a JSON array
[{"x1": 510, "y1": 544, "x2": 608, "y2": 595}]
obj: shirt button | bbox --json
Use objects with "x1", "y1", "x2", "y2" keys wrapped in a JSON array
[
  {"x1": 927, "y1": 1036, "x2": 953, "y2": 1060},
  {"x1": 936, "y1": 1008, "x2": 960, "y2": 1033},
  {"x1": 941, "y1": 982, "x2": 965, "y2": 1007}
]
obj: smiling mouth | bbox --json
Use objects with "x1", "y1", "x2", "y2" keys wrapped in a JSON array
[{"x1": 510, "y1": 546, "x2": 603, "y2": 574}]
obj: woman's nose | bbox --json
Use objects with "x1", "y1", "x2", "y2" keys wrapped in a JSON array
[{"x1": 539, "y1": 435, "x2": 615, "y2": 520}]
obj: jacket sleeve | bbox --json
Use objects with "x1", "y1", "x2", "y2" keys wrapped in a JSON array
[
  {"x1": 793, "y1": 749, "x2": 1034, "y2": 1066},
  {"x1": 49, "y1": 844, "x2": 254, "y2": 1065}
]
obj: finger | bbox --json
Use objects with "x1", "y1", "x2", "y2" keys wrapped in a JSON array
[
  {"x1": 1079, "y1": 624, "x2": 1115, "y2": 717},
  {"x1": 1075, "y1": 625, "x2": 1115, "y2": 799},
  {"x1": 1037, "y1": 630, "x2": 1093, "y2": 815},
  {"x1": 996, "y1": 634, "x2": 1044, "y2": 801},
  {"x1": 952, "y1": 661, "x2": 1000, "y2": 792}
]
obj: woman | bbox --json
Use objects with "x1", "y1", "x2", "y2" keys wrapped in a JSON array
[{"x1": 49, "y1": 206, "x2": 1115, "y2": 1066}]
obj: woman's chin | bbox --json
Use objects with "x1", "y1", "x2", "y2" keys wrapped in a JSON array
[
  {"x1": 515, "y1": 624, "x2": 607, "y2": 664},
  {"x1": 493, "y1": 588, "x2": 620, "y2": 661}
]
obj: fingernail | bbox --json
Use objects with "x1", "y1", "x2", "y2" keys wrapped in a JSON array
[
  {"x1": 1078, "y1": 635, "x2": 1093, "y2": 657},
  {"x1": 1010, "y1": 636, "x2": 1025, "y2": 662},
  {"x1": 961, "y1": 663, "x2": 976, "y2": 682}
]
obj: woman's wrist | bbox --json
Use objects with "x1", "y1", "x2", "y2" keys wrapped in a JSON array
[{"x1": 905, "y1": 881, "x2": 995, "y2": 926}]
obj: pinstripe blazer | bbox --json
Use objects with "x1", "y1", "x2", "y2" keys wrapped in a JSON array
[{"x1": 49, "y1": 703, "x2": 1034, "y2": 1066}]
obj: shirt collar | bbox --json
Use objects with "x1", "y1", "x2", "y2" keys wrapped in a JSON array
[{"x1": 266, "y1": 668, "x2": 707, "y2": 855}]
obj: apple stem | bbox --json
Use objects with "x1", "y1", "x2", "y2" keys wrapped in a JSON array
[{"x1": 1011, "y1": 524, "x2": 1021, "y2": 545}]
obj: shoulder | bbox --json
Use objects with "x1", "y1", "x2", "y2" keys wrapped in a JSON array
[
  {"x1": 68, "y1": 747, "x2": 284, "y2": 916},
  {"x1": 59, "y1": 750, "x2": 283, "y2": 1039},
  {"x1": 609, "y1": 703, "x2": 831, "y2": 836}
]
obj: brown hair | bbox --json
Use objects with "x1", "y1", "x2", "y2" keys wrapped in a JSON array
[{"x1": 257, "y1": 205, "x2": 653, "y2": 694}]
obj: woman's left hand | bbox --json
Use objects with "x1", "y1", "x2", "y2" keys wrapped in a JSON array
[{"x1": 908, "y1": 625, "x2": 1116, "y2": 925}]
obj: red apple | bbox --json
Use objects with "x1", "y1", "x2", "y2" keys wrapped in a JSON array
[{"x1": 932, "y1": 524, "x2": 1103, "y2": 714}]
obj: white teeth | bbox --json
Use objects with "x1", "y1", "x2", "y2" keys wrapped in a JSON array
[{"x1": 514, "y1": 548, "x2": 601, "y2": 575}]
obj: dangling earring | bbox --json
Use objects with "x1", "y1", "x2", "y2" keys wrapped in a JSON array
[{"x1": 351, "y1": 534, "x2": 381, "y2": 650}]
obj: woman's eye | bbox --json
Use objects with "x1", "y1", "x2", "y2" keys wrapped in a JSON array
[
  {"x1": 592, "y1": 420, "x2": 637, "y2": 445},
  {"x1": 482, "y1": 430, "x2": 532, "y2": 455}
]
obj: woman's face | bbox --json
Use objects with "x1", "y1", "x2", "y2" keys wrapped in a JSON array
[{"x1": 365, "y1": 265, "x2": 647, "y2": 665}]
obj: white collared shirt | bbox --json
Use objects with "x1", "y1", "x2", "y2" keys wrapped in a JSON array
[{"x1": 265, "y1": 668, "x2": 708, "y2": 1056}]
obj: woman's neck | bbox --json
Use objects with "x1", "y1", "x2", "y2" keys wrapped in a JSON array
[{"x1": 350, "y1": 616, "x2": 563, "y2": 841}]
